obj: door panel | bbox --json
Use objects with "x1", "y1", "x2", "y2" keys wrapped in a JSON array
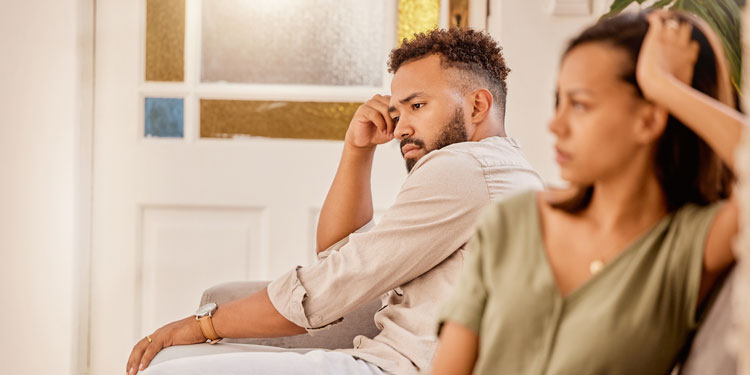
[{"x1": 90, "y1": 0, "x2": 406, "y2": 373}]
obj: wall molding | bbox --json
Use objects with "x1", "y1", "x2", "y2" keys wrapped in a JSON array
[
  {"x1": 549, "y1": 0, "x2": 591, "y2": 16},
  {"x1": 73, "y1": 0, "x2": 95, "y2": 373}
]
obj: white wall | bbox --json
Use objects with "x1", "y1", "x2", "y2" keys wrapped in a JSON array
[
  {"x1": 0, "y1": 1, "x2": 91, "y2": 374},
  {"x1": 488, "y1": 0, "x2": 608, "y2": 184}
]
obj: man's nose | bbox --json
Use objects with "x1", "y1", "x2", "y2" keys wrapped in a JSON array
[{"x1": 394, "y1": 118, "x2": 414, "y2": 140}]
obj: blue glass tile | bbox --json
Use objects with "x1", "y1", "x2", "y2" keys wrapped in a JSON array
[{"x1": 145, "y1": 97, "x2": 184, "y2": 138}]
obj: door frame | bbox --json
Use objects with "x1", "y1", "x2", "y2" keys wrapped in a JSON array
[{"x1": 73, "y1": 0, "x2": 95, "y2": 373}]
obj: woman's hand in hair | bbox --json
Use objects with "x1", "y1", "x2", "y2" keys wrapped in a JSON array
[{"x1": 637, "y1": 11, "x2": 700, "y2": 104}]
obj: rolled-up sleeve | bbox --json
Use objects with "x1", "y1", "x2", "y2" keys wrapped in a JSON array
[
  {"x1": 316, "y1": 220, "x2": 375, "y2": 261},
  {"x1": 267, "y1": 150, "x2": 491, "y2": 331}
]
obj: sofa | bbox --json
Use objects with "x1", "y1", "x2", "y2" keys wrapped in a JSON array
[{"x1": 152, "y1": 270, "x2": 737, "y2": 373}]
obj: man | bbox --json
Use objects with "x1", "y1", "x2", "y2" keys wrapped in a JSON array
[{"x1": 127, "y1": 28, "x2": 543, "y2": 375}]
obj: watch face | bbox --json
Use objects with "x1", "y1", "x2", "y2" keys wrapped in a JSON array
[{"x1": 195, "y1": 302, "x2": 217, "y2": 317}]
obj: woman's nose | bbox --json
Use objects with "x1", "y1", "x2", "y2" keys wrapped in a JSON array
[{"x1": 548, "y1": 110, "x2": 567, "y2": 138}]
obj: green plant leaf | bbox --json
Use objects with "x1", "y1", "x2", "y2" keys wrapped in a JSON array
[
  {"x1": 674, "y1": 0, "x2": 742, "y2": 92},
  {"x1": 601, "y1": 0, "x2": 641, "y2": 19},
  {"x1": 650, "y1": 0, "x2": 675, "y2": 8}
]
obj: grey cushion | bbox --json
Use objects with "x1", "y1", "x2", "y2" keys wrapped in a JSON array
[
  {"x1": 680, "y1": 269, "x2": 737, "y2": 375},
  {"x1": 200, "y1": 281, "x2": 382, "y2": 350}
]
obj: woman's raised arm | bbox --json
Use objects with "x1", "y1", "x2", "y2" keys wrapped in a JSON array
[{"x1": 637, "y1": 11, "x2": 746, "y2": 279}]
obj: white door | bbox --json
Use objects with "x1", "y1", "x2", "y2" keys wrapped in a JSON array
[{"x1": 89, "y1": 1, "x2": 407, "y2": 373}]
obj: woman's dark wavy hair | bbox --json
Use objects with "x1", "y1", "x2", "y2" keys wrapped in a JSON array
[{"x1": 553, "y1": 11, "x2": 737, "y2": 213}]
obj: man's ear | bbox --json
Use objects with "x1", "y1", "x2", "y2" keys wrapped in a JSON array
[
  {"x1": 633, "y1": 103, "x2": 668, "y2": 144},
  {"x1": 470, "y1": 89, "x2": 494, "y2": 124}
]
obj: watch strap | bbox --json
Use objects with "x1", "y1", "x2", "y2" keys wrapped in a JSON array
[{"x1": 197, "y1": 315, "x2": 222, "y2": 344}]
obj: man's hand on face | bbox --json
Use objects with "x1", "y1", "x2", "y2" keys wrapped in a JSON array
[{"x1": 344, "y1": 94, "x2": 395, "y2": 149}]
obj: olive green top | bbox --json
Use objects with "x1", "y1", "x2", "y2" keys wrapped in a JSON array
[{"x1": 437, "y1": 190, "x2": 723, "y2": 375}]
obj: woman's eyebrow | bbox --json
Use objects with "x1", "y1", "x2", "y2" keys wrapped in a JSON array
[{"x1": 566, "y1": 88, "x2": 595, "y2": 96}]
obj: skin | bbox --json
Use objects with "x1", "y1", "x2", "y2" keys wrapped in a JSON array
[
  {"x1": 127, "y1": 53, "x2": 505, "y2": 374},
  {"x1": 432, "y1": 12, "x2": 744, "y2": 375}
]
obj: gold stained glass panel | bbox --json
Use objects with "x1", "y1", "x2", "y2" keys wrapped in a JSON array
[
  {"x1": 200, "y1": 100, "x2": 360, "y2": 141},
  {"x1": 145, "y1": 0, "x2": 185, "y2": 81},
  {"x1": 398, "y1": 0, "x2": 440, "y2": 43}
]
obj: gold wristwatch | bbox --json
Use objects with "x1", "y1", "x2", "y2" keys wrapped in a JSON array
[{"x1": 195, "y1": 302, "x2": 222, "y2": 344}]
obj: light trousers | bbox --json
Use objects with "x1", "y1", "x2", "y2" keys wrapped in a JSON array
[{"x1": 141, "y1": 343, "x2": 387, "y2": 375}]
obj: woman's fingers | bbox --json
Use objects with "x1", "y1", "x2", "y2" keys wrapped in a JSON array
[
  {"x1": 678, "y1": 21, "x2": 693, "y2": 42},
  {"x1": 646, "y1": 12, "x2": 665, "y2": 34},
  {"x1": 648, "y1": 12, "x2": 692, "y2": 46}
]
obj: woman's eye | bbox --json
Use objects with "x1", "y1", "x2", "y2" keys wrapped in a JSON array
[
  {"x1": 392, "y1": 116, "x2": 400, "y2": 123},
  {"x1": 412, "y1": 103, "x2": 424, "y2": 110},
  {"x1": 571, "y1": 101, "x2": 587, "y2": 111}
]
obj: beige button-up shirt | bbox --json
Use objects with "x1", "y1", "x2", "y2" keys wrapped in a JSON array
[{"x1": 267, "y1": 136, "x2": 544, "y2": 374}]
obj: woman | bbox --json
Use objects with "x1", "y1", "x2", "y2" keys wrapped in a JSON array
[{"x1": 432, "y1": 11, "x2": 744, "y2": 375}]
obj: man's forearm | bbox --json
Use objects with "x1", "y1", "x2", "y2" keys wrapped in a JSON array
[
  {"x1": 316, "y1": 143, "x2": 376, "y2": 251},
  {"x1": 211, "y1": 288, "x2": 306, "y2": 338}
]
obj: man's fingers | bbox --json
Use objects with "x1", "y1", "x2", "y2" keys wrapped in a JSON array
[
  {"x1": 370, "y1": 94, "x2": 391, "y2": 105},
  {"x1": 367, "y1": 98, "x2": 395, "y2": 135},
  {"x1": 361, "y1": 105, "x2": 387, "y2": 133},
  {"x1": 139, "y1": 340, "x2": 164, "y2": 371},
  {"x1": 127, "y1": 338, "x2": 148, "y2": 374}
]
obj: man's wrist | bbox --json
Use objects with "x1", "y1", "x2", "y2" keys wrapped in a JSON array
[
  {"x1": 195, "y1": 303, "x2": 223, "y2": 343},
  {"x1": 192, "y1": 316, "x2": 207, "y2": 341},
  {"x1": 343, "y1": 142, "x2": 377, "y2": 160}
]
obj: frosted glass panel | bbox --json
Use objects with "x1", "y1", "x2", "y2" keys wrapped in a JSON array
[{"x1": 201, "y1": 0, "x2": 385, "y2": 86}]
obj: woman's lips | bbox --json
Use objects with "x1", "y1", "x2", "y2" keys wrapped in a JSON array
[{"x1": 555, "y1": 146, "x2": 571, "y2": 164}]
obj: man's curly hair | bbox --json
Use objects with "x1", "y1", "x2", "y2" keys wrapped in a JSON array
[{"x1": 388, "y1": 28, "x2": 510, "y2": 119}]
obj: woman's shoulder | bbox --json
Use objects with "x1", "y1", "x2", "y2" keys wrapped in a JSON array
[
  {"x1": 672, "y1": 200, "x2": 726, "y2": 225},
  {"x1": 668, "y1": 200, "x2": 727, "y2": 238}
]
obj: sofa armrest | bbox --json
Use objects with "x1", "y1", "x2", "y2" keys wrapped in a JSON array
[{"x1": 200, "y1": 281, "x2": 382, "y2": 350}]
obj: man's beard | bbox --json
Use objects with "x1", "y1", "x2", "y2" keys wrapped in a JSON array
[{"x1": 401, "y1": 107, "x2": 468, "y2": 172}]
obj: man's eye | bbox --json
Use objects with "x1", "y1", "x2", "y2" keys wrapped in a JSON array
[
  {"x1": 412, "y1": 103, "x2": 424, "y2": 110},
  {"x1": 392, "y1": 116, "x2": 400, "y2": 122}
]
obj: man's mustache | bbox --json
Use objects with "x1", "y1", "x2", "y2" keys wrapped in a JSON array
[{"x1": 400, "y1": 138, "x2": 426, "y2": 157}]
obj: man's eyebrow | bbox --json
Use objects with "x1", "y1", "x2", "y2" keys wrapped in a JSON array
[{"x1": 388, "y1": 92, "x2": 426, "y2": 113}]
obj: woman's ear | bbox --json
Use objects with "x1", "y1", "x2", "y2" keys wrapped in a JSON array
[
  {"x1": 470, "y1": 89, "x2": 494, "y2": 124},
  {"x1": 633, "y1": 103, "x2": 669, "y2": 144}
]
